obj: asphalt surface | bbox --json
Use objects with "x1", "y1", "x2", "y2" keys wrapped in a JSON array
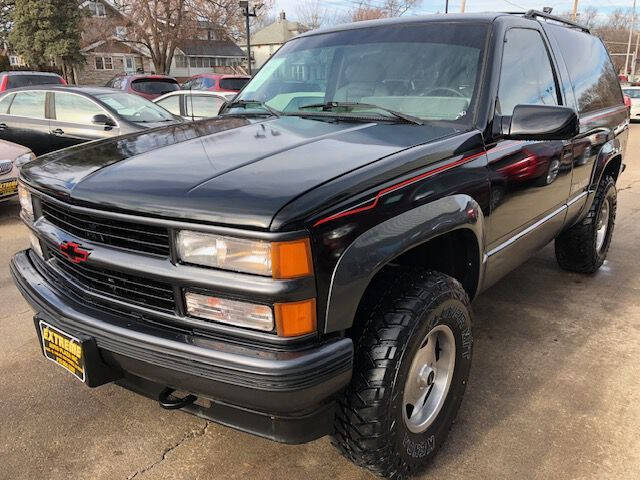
[{"x1": 1, "y1": 125, "x2": 639, "y2": 480}]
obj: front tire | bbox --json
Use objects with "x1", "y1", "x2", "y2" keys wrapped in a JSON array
[
  {"x1": 331, "y1": 268, "x2": 473, "y2": 479},
  {"x1": 555, "y1": 175, "x2": 617, "y2": 273}
]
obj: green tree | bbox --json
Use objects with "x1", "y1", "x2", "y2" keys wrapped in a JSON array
[
  {"x1": 0, "y1": 0, "x2": 14, "y2": 46},
  {"x1": 8, "y1": 0, "x2": 85, "y2": 81}
]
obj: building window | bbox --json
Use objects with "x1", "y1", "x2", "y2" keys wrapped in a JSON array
[
  {"x1": 9, "y1": 56, "x2": 20, "y2": 66},
  {"x1": 124, "y1": 56, "x2": 135, "y2": 71},
  {"x1": 95, "y1": 56, "x2": 113, "y2": 70},
  {"x1": 175, "y1": 55, "x2": 188, "y2": 68},
  {"x1": 115, "y1": 26, "x2": 126, "y2": 39},
  {"x1": 189, "y1": 57, "x2": 197, "y2": 68},
  {"x1": 87, "y1": 1, "x2": 106, "y2": 17}
]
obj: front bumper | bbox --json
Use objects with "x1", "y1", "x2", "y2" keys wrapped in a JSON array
[{"x1": 11, "y1": 249, "x2": 353, "y2": 443}]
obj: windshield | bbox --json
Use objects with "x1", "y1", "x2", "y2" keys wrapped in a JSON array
[
  {"x1": 232, "y1": 22, "x2": 488, "y2": 124},
  {"x1": 97, "y1": 92, "x2": 176, "y2": 123},
  {"x1": 623, "y1": 88, "x2": 640, "y2": 99}
]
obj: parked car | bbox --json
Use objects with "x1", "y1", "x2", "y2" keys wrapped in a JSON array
[
  {"x1": 0, "y1": 86, "x2": 180, "y2": 155},
  {"x1": 12, "y1": 11, "x2": 627, "y2": 479},
  {"x1": 154, "y1": 90, "x2": 228, "y2": 120},
  {"x1": 105, "y1": 74, "x2": 180, "y2": 100},
  {"x1": 0, "y1": 71, "x2": 66, "y2": 92},
  {"x1": 0, "y1": 139, "x2": 34, "y2": 203},
  {"x1": 181, "y1": 73, "x2": 250, "y2": 93},
  {"x1": 622, "y1": 86, "x2": 640, "y2": 121}
]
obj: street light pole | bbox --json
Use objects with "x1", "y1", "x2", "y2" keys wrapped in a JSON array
[
  {"x1": 239, "y1": 1, "x2": 259, "y2": 76},
  {"x1": 624, "y1": 0, "x2": 637, "y2": 75}
]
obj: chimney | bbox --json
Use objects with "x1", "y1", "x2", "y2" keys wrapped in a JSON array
[{"x1": 279, "y1": 11, "x2": 286, "y2": 21}]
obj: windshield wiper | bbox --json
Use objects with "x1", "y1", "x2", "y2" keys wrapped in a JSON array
[
  {"x1": 297, "y1": 102, "x2": 424, "y2": 125},
  {"x1": 224, "y1": 99, "x2": 280, "y2": 117}
]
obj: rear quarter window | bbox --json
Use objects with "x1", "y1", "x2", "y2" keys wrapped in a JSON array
[{"x1": 546, "y1": 25, "x2": 623, "y2": 114}]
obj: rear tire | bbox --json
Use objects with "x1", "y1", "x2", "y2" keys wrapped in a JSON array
[
  {"x1": 331, "y1": 267, "x2": 473, "y2": 479},
  {"x1": 555, "y1": 175, "x2": 617, "y2": 273}
]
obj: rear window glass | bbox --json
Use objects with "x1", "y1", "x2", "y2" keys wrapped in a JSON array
[
  {"x1": 7, "y1": 74, "x2": 64, "y2": 89},
  {"x1": 546, "y1": 25, "x2": 623, "y2": 113},
  {"x1": 623, "y1": 88, "x2": 640, "y2": 99},
  {"x1": 131, "y1": 78, "x2": 179, "y2": 95},
  {"x1": 219, "y1": 77, "x2": 249, "y2": 91}
]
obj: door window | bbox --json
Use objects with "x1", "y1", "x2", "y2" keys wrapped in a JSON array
[
  {"x1": 8, "y1": 91, "x2": 46, "y2": 118},
  {"x1": 55, "y1": 93, "x2": 107, "y2": 124},
  {"x1": 185, "y1": 95, "x2": 224, "y2": 118},
  {"x1": 497, "y1": 29, "x2": 559, "y2": 116},
  {"x1": 0, "y1": 93, "x2": 14, "y2": 114},
  {"x1": 155, "y1": 95, "x2": 181, "y2": 116}
]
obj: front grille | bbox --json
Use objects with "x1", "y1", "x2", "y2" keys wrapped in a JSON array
[
  {"x1": 0, "y1": 160, "x2": 12, "y2": 175},
  {"x1": 49, "y1": 247, "x2": 176, "y2": 314},
  {"x1": 42, "y1": 201, "x2": 171, "y2": 256}
]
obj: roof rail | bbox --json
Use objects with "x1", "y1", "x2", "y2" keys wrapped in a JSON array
[{"x1": 522, "y1": 9, "x2": 590, "y2": 33}]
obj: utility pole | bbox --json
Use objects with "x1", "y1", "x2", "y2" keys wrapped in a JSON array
[
  {"x1": 634, "y1": 32, "x2": 640, "y2": 76},
  {"x1": 460, "y1": 0, "x2": 466, "y2": 13},
  {"x1": 571, "y1": 0, "x2": 579, "y2": 21},
  {"x1": 624, "y1": 0, "x2": 637, "y2": 75},
  {"x1": 239, "y1": 1, "x2": 260, "y2": 76}
]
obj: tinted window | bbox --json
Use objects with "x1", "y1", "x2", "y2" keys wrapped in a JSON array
[
  {"x1": 7, "y1": 74, "x2": 64, "y2": 88},
  {"x1": 623, "y1": 88, "x2": 640, "y2": 99},
  {"x1": 155, "y1": 95, "x2": 181, "y2": 115},
  {"x1": 498, "y1": 28, "x2": 558, "y2": 116},
  {"x1": 185, "y1": 95, "x2": 224, "y2": 118},
  {"x1": 219, "y1": 77, "x2": 249, "y2": 91},
  {"x1": 55, "y1": 93, "x2": 105, "y2": 123},
  {"x1": 131, "y1": 78, "x2": 179, "y2": 95},
  {"x1": 9, "y1": 91, "x2": 46, "y2": 118},
  {"x1": 547, "y1": 25, "x2": 623, "y2": 113},
  {"x1": 0, "y1": 93, "x2": 14, "y2": 114}
]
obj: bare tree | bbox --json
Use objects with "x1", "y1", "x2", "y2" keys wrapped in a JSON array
[
  {"x1": 350, "y1": 0, "x2": 421, "y2": 22},
  {"x1": 295, "y1": 0, "x2": 336, "y2": 30}
]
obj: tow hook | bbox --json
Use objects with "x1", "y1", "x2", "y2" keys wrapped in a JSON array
[{"x1": 158, "y1": 387, "x2": 198, "y2": 410}]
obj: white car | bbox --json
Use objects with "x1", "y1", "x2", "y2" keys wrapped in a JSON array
[
  {"x1": 0, "y1": 140, "x2": 34, "y2": 204},
  {"x1": 622, "y1": 86, "x2": 640, "y2": 122},
  {"x1": 153, "y1": 90, "x2": 231, "y2": 121}
]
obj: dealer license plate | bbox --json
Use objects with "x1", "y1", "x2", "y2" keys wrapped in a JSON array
[
  {"x1": 0, "y1": 179, "x2": 18, "y2": 197},
  {"x1": 39, "y1": 320, "x2": 86, "y2": 382}
]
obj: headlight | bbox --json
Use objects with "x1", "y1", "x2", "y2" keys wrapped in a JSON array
[
  {"x1": 176, "y1": 231, "x2": 313, "y2": 278},
  {"x1": 14, "y1": 152, "x2": 35, "y2": 169},
  {"x1": 18, "y1": 183, "x2": 34, "y2": 220}
]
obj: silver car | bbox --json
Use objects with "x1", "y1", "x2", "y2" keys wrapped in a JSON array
[{"x1": 0, "y1": 140, "x2": 34, "y2": 203}]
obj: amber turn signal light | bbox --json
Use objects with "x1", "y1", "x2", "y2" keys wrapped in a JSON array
[
  {"x1": 275, "y1": 299, "x2": 317, "y2": 337},
  {"x1": 271, "y1": 238, "x2": 313, "y2": 279}
]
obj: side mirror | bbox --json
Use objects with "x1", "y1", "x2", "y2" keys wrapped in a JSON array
[
  {"x1": 497, "y1": 105, "x2": 578, "y2": 141},
  {"x1": 92, "y1": 114, "x2": 116, "y2": 127}
]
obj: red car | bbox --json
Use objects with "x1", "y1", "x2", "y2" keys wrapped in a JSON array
[
  {"x1": 105, "y1": 74, "x2": 180, "y2": 100},
  {"x1": 181, "y1": 74, "x2": 250, "y2": 93}
]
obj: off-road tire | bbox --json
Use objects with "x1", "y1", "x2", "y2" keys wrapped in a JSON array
[
  {"x1": 331, "y1": 267, "x2": 473, "y2": 479},
  {"x1": 555, "y1": 175, "x2": 617, "y2": 273}
]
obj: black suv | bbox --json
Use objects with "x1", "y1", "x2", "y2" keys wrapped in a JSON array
[{"x1": 11, "y1": 11, "x2": 627, "y2": 479}]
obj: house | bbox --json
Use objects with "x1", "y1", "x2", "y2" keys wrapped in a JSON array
[
  {"x1": 249, "y1": 12, "x2": 307, "y2": 70},
  {"x1": 1, "y1": 42, "x2": 25, "y2": 68},
  {"x1": 77, "y1": 0, "x2": 246, "y2": 85}
]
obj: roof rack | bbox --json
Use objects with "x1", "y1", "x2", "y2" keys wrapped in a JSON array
[{"x1": 522, "y1": 9, "x2": 590, "y2": 33}]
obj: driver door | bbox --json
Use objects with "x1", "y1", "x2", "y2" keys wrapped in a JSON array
[{"x1": 50, "y1": 92, "x2": 120, "y2": 150}]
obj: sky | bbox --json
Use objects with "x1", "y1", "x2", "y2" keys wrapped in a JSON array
[{"x1": 273, "y1": 0, "x2": 636, "y2": 20}]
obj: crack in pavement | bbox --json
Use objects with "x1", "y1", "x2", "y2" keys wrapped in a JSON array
[
  {"x1": 618, "y1": 179, "x2": 640, "y2": 192},
  {"x1": 126, "y1": 420, "x2": 211, "y2": 480}
]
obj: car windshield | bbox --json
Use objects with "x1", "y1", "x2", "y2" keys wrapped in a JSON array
[
  {"x1": 231, "y1": 22, "x2": 488, "y2": 124},
  {"x1": 96, "y1": 92, "x2": 176, "y2": 123},
  {"x1": 623, "y1": 88, "x2": 640, "y2": 99}
]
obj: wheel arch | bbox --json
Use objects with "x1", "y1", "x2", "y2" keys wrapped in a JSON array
[{"x1": 324, "y1": 194, "x2": 484, "y2": 334}]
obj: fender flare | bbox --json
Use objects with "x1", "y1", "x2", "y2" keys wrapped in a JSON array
[
  {"x1": 589, "y1": 131, "x2": 623, "y2": 190},
  {"x1": 323, "y1": 194, "x2": 485, "y2": 333}
]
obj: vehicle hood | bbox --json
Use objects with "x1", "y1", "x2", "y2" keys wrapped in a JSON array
[
  {"x1": 0, "y1": 139, "x2": 32, "y2": 159},
  {"x1": 21, "y1": 116, "x2": 457, "y2": 229}
]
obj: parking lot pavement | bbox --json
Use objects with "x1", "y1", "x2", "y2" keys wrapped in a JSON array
[{"x1": 1, "y1": 125, "x2": 639, "y2": 480}]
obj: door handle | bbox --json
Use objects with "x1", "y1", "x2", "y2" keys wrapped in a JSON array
[{"x1": 51, "y1": 128, "x2": 64, "y2": 136}]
